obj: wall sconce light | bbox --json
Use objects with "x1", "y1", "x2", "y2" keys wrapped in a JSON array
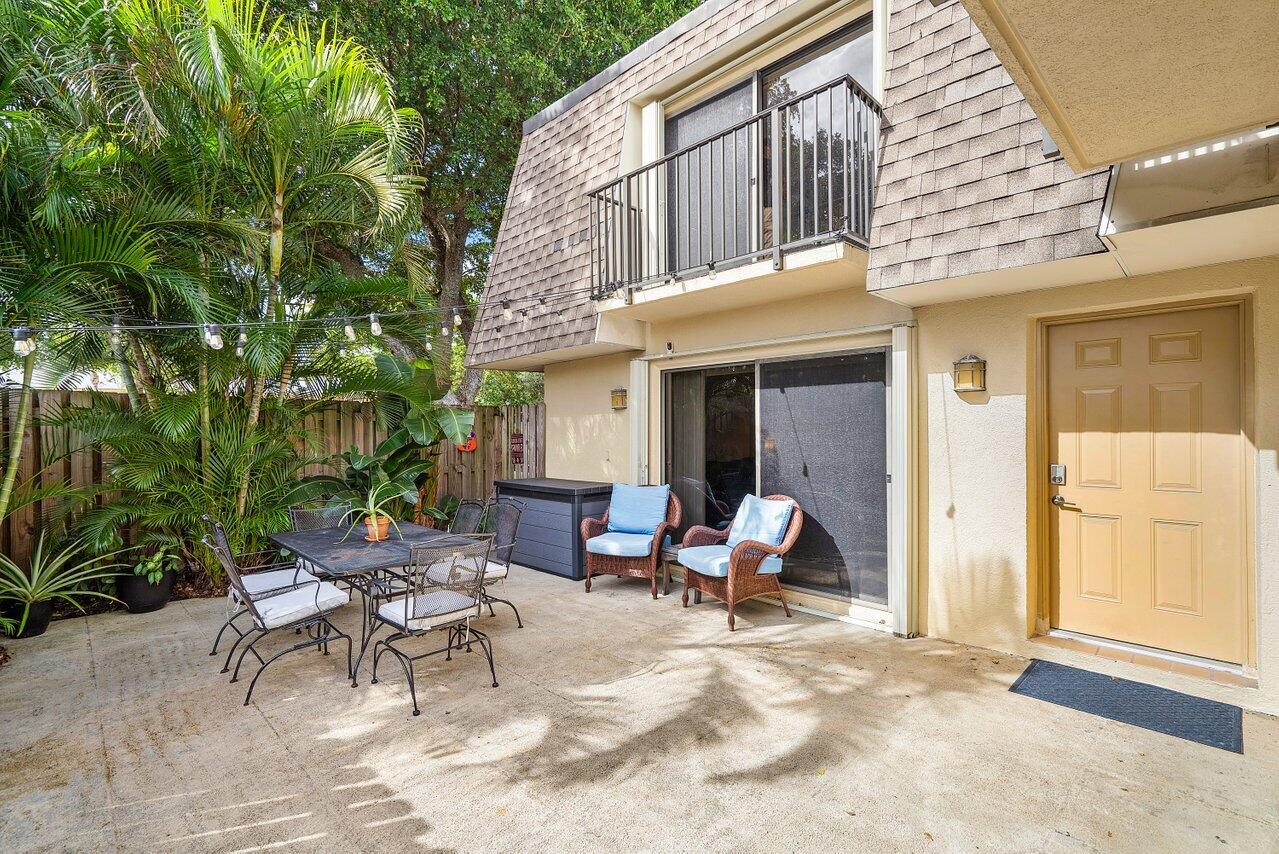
[
  {"x1": 610, "y1": 386, "x2": 628, "y2": 410},
  {"x1": 952, "y1": 354, "x2": 987, "y2": 393}
]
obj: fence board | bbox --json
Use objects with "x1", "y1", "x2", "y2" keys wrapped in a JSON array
[{"x1": 0, "y1": 392, "x2": 545, "y2": 566}]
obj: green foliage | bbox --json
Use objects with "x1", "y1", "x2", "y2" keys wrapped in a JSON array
[
  {"x1": 476, "y1": 371, "x2": 544, "y2": 406},
  {"x1": 0, "y1": 535, "x2": 126, "y2": 636},
  {"x1": 134, "y1": 547, "x2": 181, "y2": 585},
  {"x1": 55, "y1": 394, "x2": 316, "y2": 578},
  {"x1": 305, "y1": 353, "x2": 471, "y2": 519}
]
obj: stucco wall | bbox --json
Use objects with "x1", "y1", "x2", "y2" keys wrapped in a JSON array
[
  {"x1": 915, "y1": 256, "x2": 1279, "y2": 712},
  {"x1": 543, "y1": 353, "x2": 632, "y2": 482}
]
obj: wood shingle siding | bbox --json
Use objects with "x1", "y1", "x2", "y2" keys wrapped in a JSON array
[
  {"x1": 867, "y1": 0, "x2": 1110, "y2": 292},
  {"x1": 469, "y1": 0, "x2": 806, "y2": 368}
]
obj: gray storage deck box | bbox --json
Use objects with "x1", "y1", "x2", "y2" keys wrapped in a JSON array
[{"x1": 494, "y1": 478, "x2": 611, "y2": 580}]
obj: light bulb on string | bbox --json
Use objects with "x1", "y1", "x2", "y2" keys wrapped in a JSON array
[
  {"x1": 109, "y1": 317, "x2": 121, "y2": 348},
  {"x1": 502, "y1": 299, "x2": 513, "y2": 320},
  {"x1": 235, "y1": 327, "x2": 247, "y2": 358},
  {"x1": 369, "y1": 313, "x2": 382, "y2": 336},
  {"x1": 343, "y1": 320, "x2": 356, "y2": 342},
  {"x1": 203, "y1": 324, "x2": 224, "y2": 350},
  {"x1": 12, "y1": 327, "x2": 36, "y2": 357},
  {"x1": 452, "y1": 307, "x2": 462, "y2": 328}
]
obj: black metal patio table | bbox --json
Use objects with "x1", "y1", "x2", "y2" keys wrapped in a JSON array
[{"x1": 268, "y1": 522, "x2": 477, "y2": 684}]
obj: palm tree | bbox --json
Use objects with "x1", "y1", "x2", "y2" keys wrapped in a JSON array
[{"x1": 107, "y1": 0, "x2": 423, "y2": 512}]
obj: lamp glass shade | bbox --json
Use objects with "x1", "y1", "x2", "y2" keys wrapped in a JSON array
[
  {"x1": 610, "y1": 387, "x2": 628, "y2": 410},
  {"x1": 952, "y1": 355, "x2": 986, "y2": 393}
]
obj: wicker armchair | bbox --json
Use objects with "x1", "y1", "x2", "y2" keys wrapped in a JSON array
[
  {"x1": 581, "y1": 491, "x2": 682, "y2": 599},
  {"x1": 680, "y1": 494, "x2": 803, "y2": 630}
]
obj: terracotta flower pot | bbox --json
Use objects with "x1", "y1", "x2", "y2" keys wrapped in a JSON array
[{"x1": 365, "y1": 515, "x2": 390, "y2": 542}]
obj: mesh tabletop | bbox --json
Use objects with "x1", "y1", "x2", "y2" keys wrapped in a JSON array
[{"x1": 268, "y1": 523, "x2": 480, "y2": 577}]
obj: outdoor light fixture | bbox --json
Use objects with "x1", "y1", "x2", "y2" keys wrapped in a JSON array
[
  {"x1": 452, "y1": 307, "x2": 463, "y2": 327},
  {"x1": 203, "y1": 324, "x2": 224, "y2": 350},
  {"x1": 344, "y1": 320, "x2": 357, "y2": 342},
  {"x1": 952, "y1": 354, "x2": 987, "y2": 393},
  {"x1": 369, "y1": 313, "x2": 382, "y2": 336},
  {"x1": 610, "y1": 386, "x2": 628, "y2": 410},
  {"x1": 235, "y1": 328, "x2": 247, "y2": 358},
  {"x1": 502, "y1": 299, "x2": 513, "y2": 320},
  {"x1": 12, "y1": 327, "x2": 36, "y2": 357}
]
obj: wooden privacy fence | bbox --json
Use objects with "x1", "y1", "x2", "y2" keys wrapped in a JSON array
[{"x1": 0, "y1": 389, "x2": 544, "y2": 564}]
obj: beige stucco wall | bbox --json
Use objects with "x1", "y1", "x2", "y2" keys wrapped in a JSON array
[
  {"x1": 543, "y1": 353, "x2": 632, "y2": 482},
  {"x1": 915, "y1": 255, "x2": 1279, "y2": 712}
]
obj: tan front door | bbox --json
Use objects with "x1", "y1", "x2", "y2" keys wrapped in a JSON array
[{"x1": 1047, "y1": 305, "x2": 1246, "y2": 662}]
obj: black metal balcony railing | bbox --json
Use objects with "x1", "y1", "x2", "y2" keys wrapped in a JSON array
[{"x1": 588, "y1": 76, "x2": 882, "y2": 300}]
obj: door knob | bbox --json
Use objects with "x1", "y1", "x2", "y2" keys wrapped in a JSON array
[{"x1": 1051, "y1": 494, "x2": 1076, "y2": 508}]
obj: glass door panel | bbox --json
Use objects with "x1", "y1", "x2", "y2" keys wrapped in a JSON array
[
  {"x1": 758, "y1": 351, "x2": 888, "y2": 604},
  {"x1": 664, "y1": 80, "x2": 755, "y2": 273},
  {"x1": 664, "y1": 364, "x2": 756, "y2": 539}
]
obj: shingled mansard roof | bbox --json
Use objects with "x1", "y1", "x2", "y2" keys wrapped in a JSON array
[
  {"x1": 866, "y1": 0, "x2": 1109, "y2": 291},
  {"x1": 469, "y1": 0, "x2": 1113, "y2": 368},
  {"x1": 468, "y1": 0, "x2": 809, "y2": 369}
]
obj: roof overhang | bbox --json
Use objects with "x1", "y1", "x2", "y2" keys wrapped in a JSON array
[
  {"x1": 468, "y1": 314, "x2": 645, "y2": 372},
  {"x1": 959, "y1": 0, "x2": 1279, "y2": 172}
]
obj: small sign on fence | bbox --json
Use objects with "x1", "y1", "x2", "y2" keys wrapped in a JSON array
[{"x1": 510, "y1": 432, "x2": 524, "y2": 465}]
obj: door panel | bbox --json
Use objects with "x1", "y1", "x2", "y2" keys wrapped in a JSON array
[
  {"x1": 759, "y1": 351, "x2": 888, "y2": 604},
  {"x1": 1048, "y1": 305, "x2": 1244, "y2": 662}
]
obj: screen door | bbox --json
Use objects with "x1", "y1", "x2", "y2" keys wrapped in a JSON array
[{"x1": 758, "y1": 351, "x2": 888, "y2": 604}]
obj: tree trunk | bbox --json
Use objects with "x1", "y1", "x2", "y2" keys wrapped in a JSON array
[
  {"x1": 198, "y1": 355, "x2": 211, "y2": 486},
  {"x1": 126, "y1": 334, "x2": 155, "y2": 409},
  {"x1": 424, "y1": 207, "x2": 484, "y2": 405},
  {"x1": 113, "y1": 336, "x2": 141, "y2": 412},
  {"x1": 0, "y1": 353, "x2": 35, "y2": 522},
  {"x1": 237, "y1": 188, "x2": 283, "y2": 515}
]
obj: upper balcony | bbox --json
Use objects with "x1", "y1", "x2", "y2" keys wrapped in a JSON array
[{"x1": 588, "y1": 76, "x2": 881, "y2": 320}]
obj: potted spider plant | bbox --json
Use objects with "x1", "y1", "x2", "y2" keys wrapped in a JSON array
[
  {"x1": 342, "y1": 479, "x2": 415, "y2": 542},
  {"x1": 115, "y1": 545, "x2": 180, "y2": 614},
  {"x1": 0, "y1": 535, "x2": 125, "y2": 638}
]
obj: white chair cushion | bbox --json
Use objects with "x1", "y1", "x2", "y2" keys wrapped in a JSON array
[
  {"x1": 676, "y1": 544, "x2": 782, "y2": 578},
  {"x1": 423, "y1": 560, "x2": 508, "y2": 585},
  {"x1": 585, "y1": 532, "x2": 653, "y2": 558},
  {"x1": 377, "y1": 590, "x2": 481, "y2": 631},
  {"x1": 229, "y1": 567, "x2": 320, "y2": 605},
  {"x1": 254, "y1": 582, "x2": 349, "y2": 629}
]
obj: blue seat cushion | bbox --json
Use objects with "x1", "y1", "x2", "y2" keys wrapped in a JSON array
[
  {"x1": 726, "y1": 494, "x2": 795, "y2": 548},
  {"x1": 586, "y1": 532, "x2": 654, "y2": 558},
  {"x1": 606, "y1": 483, "x2": 671, "y2": 535},
  {"x1": 676, "y1": 544, "x2": 782, "y2": 577}
]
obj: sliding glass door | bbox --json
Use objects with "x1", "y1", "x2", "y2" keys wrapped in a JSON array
[
  {"x1": 663, "y1": 349, "x2": 890, "y2": 607},
  {"x1": 664, "y1": 364, "x2": 756, "y2": 538},
  {"x1": 758, "y1": 351, "x2": 888, "y2": 605}
]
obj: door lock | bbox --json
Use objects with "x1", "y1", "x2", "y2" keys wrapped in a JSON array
[
  {"x1": 1049, "y1": 464, "x2": 1066, "y2": 485},
  {"x1": 1051, "y1": 494, "x2": 1076, "y2": 508}
]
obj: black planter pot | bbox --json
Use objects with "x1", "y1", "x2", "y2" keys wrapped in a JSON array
[
  {"x1": 116, "y1": 569, "x2": 177, "y2": 614},
  {"x1": 3, "y1": 600, "x2": 54, "y2": 638}
]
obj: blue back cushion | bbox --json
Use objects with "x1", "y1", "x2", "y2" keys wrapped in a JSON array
[
  {"x1": 726, "y1": 494, "x2": 794, "y2": 548},
  {"x1": 606, "y1": 483, "x2": 671, "y2": 535}
]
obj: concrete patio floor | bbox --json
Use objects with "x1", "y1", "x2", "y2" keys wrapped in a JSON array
[{"x1": 1, "y1": 565, "x2": 1277, "y2": 852}]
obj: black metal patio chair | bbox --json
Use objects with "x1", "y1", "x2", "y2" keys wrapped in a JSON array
[
  {"x1": 448, "y1": 500, "x2": 485, "y2": 534},
  {"x1": 370, "y1": 536, "x2": 498, "y2": 716},
  {"x1": 202, "y1": 515, "x2": 353, "y2": 706}
]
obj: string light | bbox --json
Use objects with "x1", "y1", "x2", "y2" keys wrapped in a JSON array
[
  {"x1": 11, "y1": 283, "x2": 603, "y2": 339},
  {"x1": 109, "y1": 317, "x2": 121, "y2": 347},
  {"x1": 369, "y1": 313, "x2": 382, "y2": 336},
  {"x1": 235, "y1": 327, "x2": 247, "y2": 358},
  {"x1": 12, "y1": 327, "x2": 36, "y2": 357},
  {"x1": 203, "y1": 324, "x2": 224, "y2": 350},
  {"x1": 501, "y1": 299, "x2": 513, "y2": 320},
  {"x1": 343, "y1": 320, "x2": 357, "y2": 342}
]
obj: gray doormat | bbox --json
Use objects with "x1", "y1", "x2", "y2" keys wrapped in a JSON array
[{"x1": 1010, "y1": 659, "x2": 1243, "y2": 753}]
